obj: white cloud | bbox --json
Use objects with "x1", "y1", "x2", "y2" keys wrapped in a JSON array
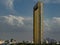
[
  {"x1": 44, "y1": 0, "x2": 60, "y2": 3},
  {"x1": 0, "y1": 15, "x2": 32, "y2": 27},
  {"x1": 44, "y1": 17, "x2": 60, "y2": 41},
  {"x1": 1, "y1": 15, "x2": 24, "y2": 26},
  {"x1": 0, "y1": 15, "x2": 33, "y2": 41},
  {"x1": 33, "y1": 0, "x2": 60, "y2": 3},
  {"x1": 1, "y1": 15, "x2": 60, "y2": 33},
  {"x1": 53, "y1": 17, "x2": 60, "y2": 24},
  {"x1": 0, "y1": 15, "x2": 60, "y2": 41},
  {"x1": 45, "y1": 17, "x2": 60, "y2": 30},
  {"x1": 43, "y1": 0, "x2": 50, "y2": 3},
  {"x1": 1, "y1": 0, "x2": 14, "y2": 10},
  {"x1": 6, "y1": 0, "x2": 14, "y2": 10}
]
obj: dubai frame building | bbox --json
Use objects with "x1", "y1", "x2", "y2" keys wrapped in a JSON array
[{"x1": 33, "y1": 1, "x2": 44, "y2": 44}]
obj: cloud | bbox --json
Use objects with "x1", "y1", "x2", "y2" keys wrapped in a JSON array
[
  {"x1": 0, "y1": 15, "x2": 60, "y2": 41},
  {"x1": 45, "y1": 17, "x2": 60, "y2": 31},
  {"x1": 1, "y1": 15, "x2": 24, "y2": 26},
  {"x1": 0, "y1": 15, "x2": 33, "y2": 31},
  {"x1": 43, "y1": 0, "x2": 50, "y2": 3},
  {"x1": 44, "y1": 0, "x2": 60, "y2": 3},
  {"x1": 1, "y1": 0, "x2": 14, "y2": 10},
  {"x1": 44, "y1": 17, "x2": 60, "y2": 41},
  {"x1": 0, "y1": 15, "x2": 33, "y2": 41},
  {"x1": 33, "y1": 0, "x2": 60, "y2": 3},
  {"x1": 0, "y1": 15, "x2": 32, "y2": 27},
  {"x1": 6, "y1": 0, "x2": 14, "y2": 10}
]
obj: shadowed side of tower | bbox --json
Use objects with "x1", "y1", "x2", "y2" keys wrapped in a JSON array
[{"x1": 33, "y1": 1, "x2": 44, "y2": 45}]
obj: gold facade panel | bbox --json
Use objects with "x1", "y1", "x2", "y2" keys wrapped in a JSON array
[{"x1": 33, "y1": 2, "x2": 43, "y2": 44}]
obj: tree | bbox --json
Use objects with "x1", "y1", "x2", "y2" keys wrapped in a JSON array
[{"x1": 10, "y1": 38, "x2": 14, "y2": 42}]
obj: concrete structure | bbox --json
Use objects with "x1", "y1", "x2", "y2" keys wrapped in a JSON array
[{"x1": 33, "y1": 1, "x2": 43, "y2": 44}]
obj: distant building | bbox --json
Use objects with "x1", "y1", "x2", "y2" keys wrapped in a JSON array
[
  {"x1": 9, "y1": 39, "x2": 17, "y2": 45},
  {"x1": 56, "y1": 41, "x2": 59, "y2": 44},
  {"x1": 46, "y1": 40, "x2": 48, "y2": 44},
  {"x1": 33, "y1": 1, "x2": 44, "y2": 44},
  {"x1": 45, "y1": 38, "x2": 57, "y2": 44},
  {"x1": 0, "y1": 40, "x2": 5, "y2": 44}
]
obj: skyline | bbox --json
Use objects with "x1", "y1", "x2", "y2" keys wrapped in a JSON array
[{"x1": 0, "y1": 0, "x2": 60, "y2": 42}]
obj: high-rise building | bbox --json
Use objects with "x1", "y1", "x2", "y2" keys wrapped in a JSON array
[{"x1": 33, "y1": 1, "x2": 43, "y2": 44}]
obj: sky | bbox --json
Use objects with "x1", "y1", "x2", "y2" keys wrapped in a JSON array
[{"x1": 0, "y1": 0, "x2": 60, "y2": 42}]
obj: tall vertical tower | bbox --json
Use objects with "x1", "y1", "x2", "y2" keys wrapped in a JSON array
[{"x1": 33, "y1": 1, "x2": 43, "y2": 44}]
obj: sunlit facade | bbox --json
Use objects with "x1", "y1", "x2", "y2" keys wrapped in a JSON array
[{"x1": 33, "y1": 1, "x2": 43, "y2": 44}]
